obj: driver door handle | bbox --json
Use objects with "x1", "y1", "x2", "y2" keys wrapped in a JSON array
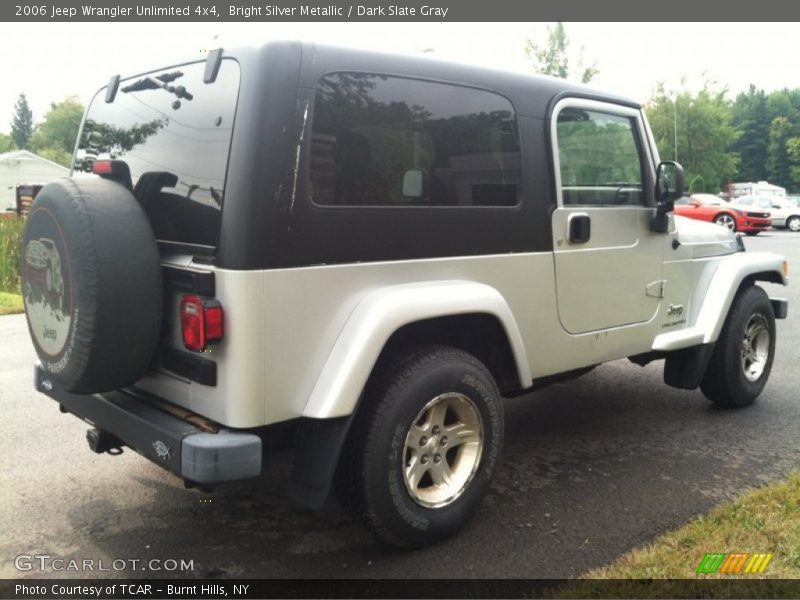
[{"x1": 567, "y1": 213, "x2": 591, "y2": 243}]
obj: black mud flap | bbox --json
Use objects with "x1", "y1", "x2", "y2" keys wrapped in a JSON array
[
  {"x1": 663, "y1": 343, "x2": 715, "y2": 390},
  {"x1": 289, "y1": 416, "x2": 354, "y2": 510}
]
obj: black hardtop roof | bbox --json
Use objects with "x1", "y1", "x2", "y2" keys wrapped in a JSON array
[
  {"x1": 101, "y1": 40, "x2": 641, "y2": 121},
  {"x1": 222, "y1": 39, "x2": 642, "y2": 119},
  {"x1": 294, "y1": 41, "x2": 642, "y2": 119}
]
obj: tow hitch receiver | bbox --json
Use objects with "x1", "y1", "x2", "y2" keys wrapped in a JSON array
[{"x1": 86, "y1": 428, "x2": 124, "y2": 455}]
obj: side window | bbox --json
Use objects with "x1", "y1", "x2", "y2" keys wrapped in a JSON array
[
  {"x1": 556, "y1": 107, "x2": 645, "y2": 207},
  {"x1": 310, "y1": 73, "x2": 521, "y2": 207}
]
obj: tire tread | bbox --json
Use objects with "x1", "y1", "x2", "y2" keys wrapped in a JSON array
[{"x1": 335, "y1": 344, "x2": 499, "y2": 548}]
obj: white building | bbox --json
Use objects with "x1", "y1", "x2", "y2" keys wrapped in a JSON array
[{"x1": 0, "y1": 150, "x2": 69, "y2": 209}]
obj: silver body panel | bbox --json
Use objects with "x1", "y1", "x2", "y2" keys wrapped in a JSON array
[{"x1": 135, "y1": 233, "x2": 786, "y2": 428}]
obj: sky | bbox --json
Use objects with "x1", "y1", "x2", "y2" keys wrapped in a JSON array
[{"x1": 1, "y1": 22, "x2": 799, "y2": 133}]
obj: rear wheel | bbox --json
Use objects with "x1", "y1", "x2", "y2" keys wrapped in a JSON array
[
  {"x1": 700, "y1": 285, "x2": 776, "y2": 408},
  {"x1": 713, "y1": 213, "x2": 737, "y2": 232},
  {"x1": 336, "y1": 345, "x2": 503, "y2": 548}
]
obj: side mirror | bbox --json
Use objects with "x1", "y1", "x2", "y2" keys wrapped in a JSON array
[
  {"x1": 656, "y1": 161, "x2": 684, "y2": 204},
  {"x1": 690, "y1": 199, "x2": 701, "y2": 207},
  {"x1": 402, "y1": 169, "x2": 424, "y2": 198},
  {"x1": 652, "y1": 161, "x2": 684, "y2": 233}
]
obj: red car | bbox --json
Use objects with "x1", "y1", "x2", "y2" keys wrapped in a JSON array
[{"x1": 673, "y1": 194, "x2": 771, "y2": 235}]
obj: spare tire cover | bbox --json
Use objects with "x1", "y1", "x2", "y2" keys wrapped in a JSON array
[{"x1": 22, "y1": 177, "x2": 162, "y2": 393}]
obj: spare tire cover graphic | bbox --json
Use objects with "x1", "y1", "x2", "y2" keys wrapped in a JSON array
[{"x1": 23, "y1": 206, "x2": 75, "y2": 371}]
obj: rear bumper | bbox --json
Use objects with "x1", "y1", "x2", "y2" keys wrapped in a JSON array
[{"x1": 34, "y1": 366, "x2": 261, "y2": 484}]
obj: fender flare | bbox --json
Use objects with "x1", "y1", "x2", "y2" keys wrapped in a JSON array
[
  {"x1": 301, "y1": 280, "x2": 531, "y2": 419},
  {"x1": 653, "y1": 251, "x2": 787, "y2": 352},
  {"x1": 289, "y1": 280, "x2": 531, "y2": 509}
]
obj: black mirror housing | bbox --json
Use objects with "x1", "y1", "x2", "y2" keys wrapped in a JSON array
[
  {"x1": 656, "y1": 161, "x2": 684, "y2": 204},
  {"x1": 652, "y1": 161, "x2": 684, "y2": 233}
]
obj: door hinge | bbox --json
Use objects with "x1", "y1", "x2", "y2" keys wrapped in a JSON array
[{"x1": 646, "y1": 280, "x2": 667, "y2": 298}]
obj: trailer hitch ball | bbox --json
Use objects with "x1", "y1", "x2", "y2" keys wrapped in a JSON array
[{"x1": 86, "y1": 428, "x2": 124, "y2": 455}]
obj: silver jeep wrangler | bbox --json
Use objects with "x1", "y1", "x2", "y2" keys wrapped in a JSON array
[{"x1": 21, "y1": 42, "x2": 789, "y2": 547}]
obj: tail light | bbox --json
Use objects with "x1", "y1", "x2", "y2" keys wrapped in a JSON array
[
  {"x1": 92, "y1": 160, "x2": 114, "y2": 175},
  {"x1": 180, "y1": 294, "x2": 224, "y2": 352},
  {"x1": 91, "y1": 159, "x2": 132, "y2": 189}
]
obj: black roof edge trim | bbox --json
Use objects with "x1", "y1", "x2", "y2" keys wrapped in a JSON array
[{"x1": 545, "y1": 90, "x2": 643, "y2": 121}]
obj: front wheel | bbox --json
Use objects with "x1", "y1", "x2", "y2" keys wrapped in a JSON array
[
  {"x1": 336, "y1": 345, "x2": 504, "y2": 548},
  {"x1": 714, "y1": 213, "x2": 737, "y2": 232},
  {"x1": 787, "y1": 215, "x2": 800, "y2": 232},
  {"x1": 700, "y1": 285, "x2": 776, "y2": 407}
]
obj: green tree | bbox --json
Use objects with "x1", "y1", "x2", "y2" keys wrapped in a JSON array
[
  {"x1": 29, "y1": 96, "x2": 84, "y2": 167},
  {"x1": 689, "y1": 174, "x2": 705, "y2": 193},
  {"x1": 525, "y1": 22, "x2": 598, "y2": 83},
  {"x1": 766, "y1": 116, "x2": 793, "y2": 189},
  {"x1": 10, "y1": 93, "x2": 34, "y2": 149},
  {"x1": 0, "y1": 132, "x2": 15, "y2": 153},
  {"x1": 786, "y1": 137, "x2": 800, "y2": 188},
  {"x1": 646, "y1": 82, "x2": 740, "y2": 193},
  {"x1": 730, "y1": 85, "x2": 770, "y2": 182}
]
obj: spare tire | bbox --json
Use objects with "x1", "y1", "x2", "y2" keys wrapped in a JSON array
[{"x1": 22, "y1": 177, "x2": 162, "y2": 393}]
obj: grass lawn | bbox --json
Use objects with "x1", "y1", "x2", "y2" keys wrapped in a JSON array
[
  {"x1": 0, "y1": 291, "x2": 23, "y2": 315},
  {"x1": 554, "y1": 473, "x2": 800, "y2": 598}
]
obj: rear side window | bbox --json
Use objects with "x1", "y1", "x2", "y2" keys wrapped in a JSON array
[
  {"x1": 310, "y1": 73, "x2": 521, "y2": 207},
  {"x1": 74, "y1": 60, "x2": 240, "y2": 247}
]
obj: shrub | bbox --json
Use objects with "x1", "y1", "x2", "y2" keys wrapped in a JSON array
[{"x1": 0, "y1": 216, "x2": 25, "y2": 294}]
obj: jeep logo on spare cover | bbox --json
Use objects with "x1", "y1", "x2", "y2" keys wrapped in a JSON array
[{"x1": 22, "y1": 208, "x2": 74, "y2": 364}]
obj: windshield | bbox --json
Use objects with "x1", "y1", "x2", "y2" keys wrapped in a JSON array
[{"x1": 74, "y1": 60, "x2": 240, "y2": 248}]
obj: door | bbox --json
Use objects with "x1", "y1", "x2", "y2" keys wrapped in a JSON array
[{"x1": 551, "y1": 99, "x2": 663, "y2": 334}]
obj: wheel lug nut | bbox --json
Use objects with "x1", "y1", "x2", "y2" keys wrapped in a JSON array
[
  {"x1": 432, "y1": 426, "x2": 440, "y2": 435},
  {"x1": 421, "y1": 455, "x2": 429, "y2": 464},
  {"x1": 419, "y1": 436, "x2": 427, "y2": 446},
  {"x1": 434, "y1": 454, "x2": 441, "y2": 464},
  {"x1": 440, "y1": 437, "x2": 448, "y2": 447}
]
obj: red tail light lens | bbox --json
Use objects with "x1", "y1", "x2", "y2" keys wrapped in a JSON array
[
  {"x1": 180, "y1": 294, "x2": 224, "y2": 352},
  {"x1": 92, "y1": 160, "x2": 113, "y2": 174}
]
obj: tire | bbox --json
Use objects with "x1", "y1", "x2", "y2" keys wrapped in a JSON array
[
  {"x1": 713, "y1": 213, "x2": 737, "y2": 232},
  {"x1": 787, "y1": 216, "x2": 800, "y2": 232},
  {"x1": 335, "y1": 345, "x2": 504, "y2": 548},
  {"x1": 21, "y1": 177, "x2": 162, "y2": 393},
  {"x1": 700, "y1": 285, "x2": 776, "y2": 408},
  {"x1": 745, "y1": 231, "x2": 759, "y2": 236}
]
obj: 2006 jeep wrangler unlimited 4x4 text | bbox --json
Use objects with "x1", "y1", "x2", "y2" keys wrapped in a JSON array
[{"x1": 22, "y1": 42, "x2": 789, "y2": 547}]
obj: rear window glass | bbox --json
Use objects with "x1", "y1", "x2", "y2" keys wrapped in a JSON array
[
  {"x1": 74, "y1": 60, "x2": 240, "y2": 247},
  {"x1": 310, "y1": 73, "x2": 521, "y2": 208}
]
